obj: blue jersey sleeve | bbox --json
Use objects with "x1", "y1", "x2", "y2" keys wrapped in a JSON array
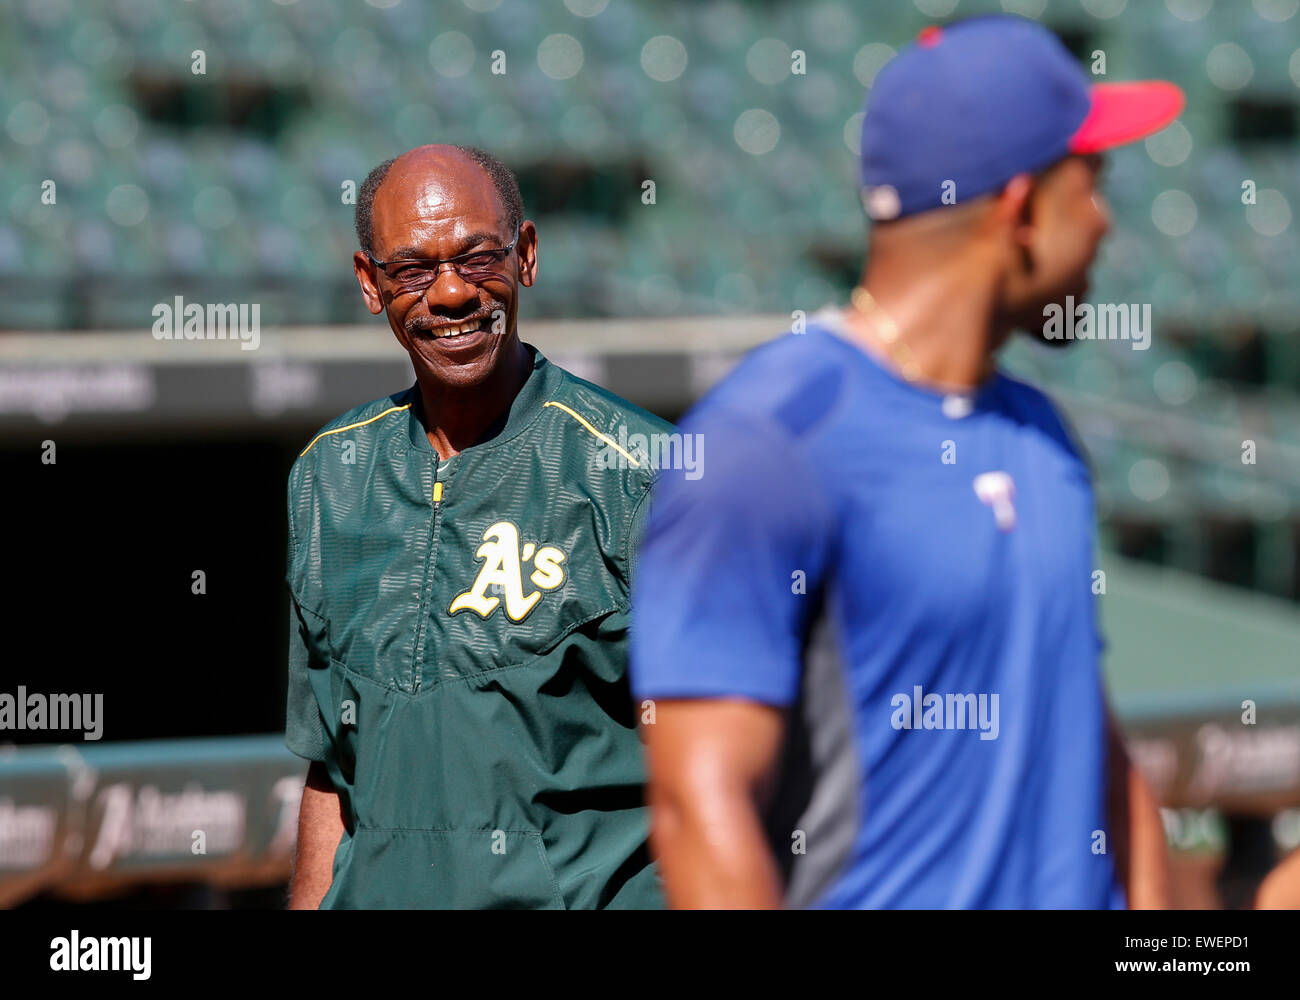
[{"x1": 629, "y1": 407, "x2": 835, "y2": 707}]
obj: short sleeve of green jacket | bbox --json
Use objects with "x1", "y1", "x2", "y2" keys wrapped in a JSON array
[
  {"x1": 285, "y1": 593, "x2": 330, "y2": 763},
  {"x1": 285, "y1": 467, "x2": 330, "y2": 764}
]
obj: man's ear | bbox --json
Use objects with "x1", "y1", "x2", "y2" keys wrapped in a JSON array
[
  {"x1": 353, "y1": 251, "x2": 385, "y2": 315},
  {"x1": 995, "y1": 173, "x2": 1037, "y2": 251},
  {"x1": 516, "y1": 220, "x2": 538, "y2": 289}
]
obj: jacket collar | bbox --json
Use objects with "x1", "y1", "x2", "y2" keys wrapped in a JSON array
[{"x1": 403, "y1": 342, "x2": 561, "y2": 456}]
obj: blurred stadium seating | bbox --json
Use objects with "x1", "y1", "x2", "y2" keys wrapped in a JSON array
[{"x1": 4, "y1": 0, "x2": 1300, "y2": 594}]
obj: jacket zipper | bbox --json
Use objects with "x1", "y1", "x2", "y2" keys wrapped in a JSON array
[{"x1": 412, "y1": 462, "x2": 445, "y2": 695}]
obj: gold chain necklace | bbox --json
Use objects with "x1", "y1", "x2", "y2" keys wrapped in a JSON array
[
  {"x1": 848, "y1": 286, "x2": 996, "y2": 388},
  {"x1": 849, "y1": 285, "x2": 922, "y2": 383}
]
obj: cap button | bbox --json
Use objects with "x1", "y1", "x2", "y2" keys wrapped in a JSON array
[{"x1": 917, "y1": 25, "x2": 943, "y2": 48}]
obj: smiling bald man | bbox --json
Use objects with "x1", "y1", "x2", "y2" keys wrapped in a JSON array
[{"x1": 283, "y1": 145, "x2": 670, "y2": 909}]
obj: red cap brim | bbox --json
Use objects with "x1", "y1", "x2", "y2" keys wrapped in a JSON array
[{"x1": 1068, "y1": 81, "x2": 1186, "y2": 154}]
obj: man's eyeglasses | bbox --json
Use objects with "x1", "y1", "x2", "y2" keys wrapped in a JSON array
[{"x1": 367, "y1": 225, "x2": 520, "y2": 294}]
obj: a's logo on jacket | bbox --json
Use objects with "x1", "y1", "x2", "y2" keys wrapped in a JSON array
[{"x1": 449, "y1": 521, "x2": 567, "y2": 620}]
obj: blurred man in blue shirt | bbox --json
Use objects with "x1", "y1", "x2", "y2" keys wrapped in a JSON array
[{"x1": 630, "y1": 15, "x2": 1181, "y2": 908}]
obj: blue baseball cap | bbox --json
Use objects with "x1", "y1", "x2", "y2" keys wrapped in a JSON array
[{"x1": 859, "y1": 14, "x2": 1185, "y2": 221}]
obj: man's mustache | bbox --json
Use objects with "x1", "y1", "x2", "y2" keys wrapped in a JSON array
[{"x1": 406, "y1": 304, "x2": 506, "y2": 335}]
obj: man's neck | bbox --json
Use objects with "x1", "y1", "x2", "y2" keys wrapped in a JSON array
[
  {"x1": 842, "y1": 263, "x2": 1008, "y2": 392},
  {"x1": 417, "y1": 339, "x2": 531, "y2": 460}
]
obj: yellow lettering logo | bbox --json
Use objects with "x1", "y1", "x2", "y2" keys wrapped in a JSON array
[{"x1": 449, "y1": 521, "x2": 566, "y2": 621}]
